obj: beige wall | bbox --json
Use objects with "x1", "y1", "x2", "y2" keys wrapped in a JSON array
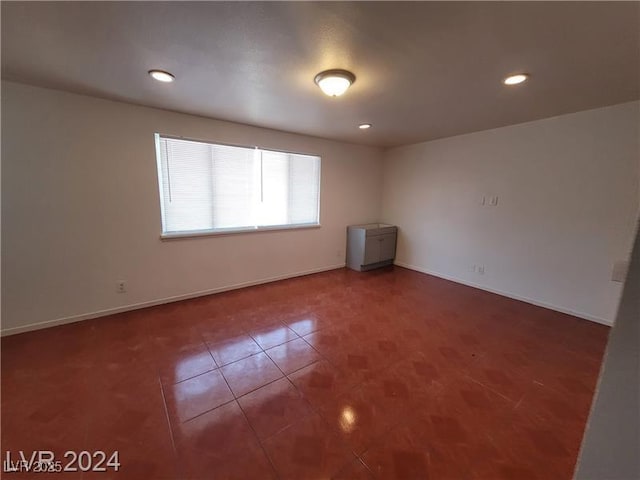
[
  {"x1": 381, "y1": 101, "x2": 639, "y2": 324},
  {"x1": 1, "y1": 81, "x2": 384, "y2": 334}
]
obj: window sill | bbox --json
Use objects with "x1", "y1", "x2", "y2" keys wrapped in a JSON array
[{"x1": 160, "y1": 223, "x2": 321, "y2": 240}]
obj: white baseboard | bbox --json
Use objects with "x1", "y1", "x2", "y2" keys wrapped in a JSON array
[
  {"x1": 394, "y1": 261, "x2": 613, "y2": 326},
  {"x1": 1, "y1": 263, "x2": 346, "y2": 336}
]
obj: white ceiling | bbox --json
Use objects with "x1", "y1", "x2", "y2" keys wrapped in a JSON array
[{"x1": 2, "y1": 2, "x2": 638, "y2": 147}]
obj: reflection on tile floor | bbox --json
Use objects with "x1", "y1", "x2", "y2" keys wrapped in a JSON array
[{"x1": 1, "y1": 266, "x2": 609, "y2": 479}]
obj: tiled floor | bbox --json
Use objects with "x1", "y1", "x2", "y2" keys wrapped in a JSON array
[{"x1": 1, "y1": 266, "x2": 609, "y2": 479}]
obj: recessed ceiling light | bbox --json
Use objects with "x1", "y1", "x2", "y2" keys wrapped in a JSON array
[
  {"x1": 314, "y1": 69, "x2": 356, "y2": 97},
  {"x1": 359, "y1": 123, "x2": 372, "y2": 129},
  {"x1": 149, "y1": 70, "x2": 175, "y2": 83},
  {"x1": 503, "y1": 73, "x2": 529, "y2": 85}
]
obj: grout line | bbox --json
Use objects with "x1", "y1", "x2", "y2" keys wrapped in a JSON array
[
  {"x1": 214, "y1": 337, "x2": 285, "y2": 399},
  {"x1": 256, "y1": 375, "x2": 319, "y2": 445},
  {"x1": 246, "y1": 324, "x2": 302, "y2": 351},
  {"x1": 175, "y1": 330, "x2": 332, "y2": 400},
  {"x1": 163, "y1": 366, "x2": 219, "y2": 387},
  {"x1": 231, "y1": 374, "x2": 283, "y2": 480},
  {"x1": 259, "y1": 337, "x2": 292, "y2": 385},
  {"x1": 236, "y1": 402, "x2": 283, "y2": 480},
  {"x1": 167, "y1": 350, "x2": 283, "y2": 480},
  {"x1": 157, "y1": 377, "x2": 181, "y2": 476},
  {"x1": 217, "y1": 350, "x2": 265, "y2": 367},
  {"x1": 178, "y1": 397, "x2": 238, "y2": 425},
  {"x1": 298, "y1": 333, "x2": 327, "y2": 358},
  {"x1": 231, "y1": 374, "x2": 286, "y2": 401},
  {"x1": 200, "y1": 330, "x2": 220, "y2": 369},
  {"x1": 260, "y1": 373, "x2": 364, "y2": 480},
  {"x1": 262, "y1": 334, "x2": 325, "y2": 370}
]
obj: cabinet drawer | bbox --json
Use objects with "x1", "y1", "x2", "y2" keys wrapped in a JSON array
[{"x1": 365, "y1": 226, "x2": 397, "y2": 237}]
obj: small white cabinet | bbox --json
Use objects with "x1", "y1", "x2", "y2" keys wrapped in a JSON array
[{"x1": 346, "y1": 223, "x2": 397, "y2": 271}]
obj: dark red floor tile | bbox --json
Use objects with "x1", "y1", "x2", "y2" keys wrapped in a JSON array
[
  {"x1": 149, "y1": 322, "x2": 205, "y2": 353},
  {"x1": 288, "y1": 360, "x2": 357, "y2": 408},
  {"x1": 301, "y1": 325, "x2": 363, "y2": 359},
  {"x1": 465, "y1": 354, "x2": 534, "y2": 403},
  {"x1": 240, "y1": 314, "x2": 286, "y2": 333},
  {"x1": 471, "y1": 459, "x2": 543, "y2": 480},
  {"x1": 155, "y1": 341, "x2": 217, "y2": 385},
  {"x1": 322, "y1": 345, "x2": 389, "y2": 385},
  {"x1": 206, "y1": 334, "x2": 262, "y2": 366},
  {"x1": 179, "y1": 444, "x2": 277, "y2": 480},
  {"x1": 172, "y1": 400, "x2": 260, "y2": 459},
  {"x1": 249, "y1": 324, "x2": 299, "y2": 350},
  {"x1": 220, "y1": 351, "x2": 283, "y2": 397},
  {"x1": 87, "y1": 380, "x2": 169, "y2": 443},
  {"x1": 473, "y1": 394, "x2": 583, "y2": 479},
  {"x1": 332, "y1": 458, "x2": 375, "y2": 479},
  {"x1": 359, "y1": 423, "x2": 434, "y2": 480},
  {"x1": 237, "y1": 377, "x2": 314, "y2": 440},
  {"x1": 262, "y1": 413, "x2": 356, "y2": 480},
  {"x1": 265, "y1": 337, "x2": 322, "y2": 375},
  {"x1": 172, "y1": 400, "x2": 277, "y2": 478},
  {"x1": 360, "y1": 371, "x2": 416, "y2": 419},
  {"x1": 198, "y1": 316, "x2": 247, "y2": 344},
  {"x1": 516, "y1": 382, "x2": 592, "y2": 434},
  {"x1": 1, "y1": 394, "x2": 91, "y2": 476},
  {"x1": 318, "y1": 383, "x2": 398, "y2": 454},
  {"x1": 388, "y1": 350, "x2": 457, "y2": 392},
  {"x1": 163, "y1": 369, "x2": 234, "y2": 423},
  {"x1": 286, "y1": 315, "x2": 329, "y2": 336},
  {"x1": 83, "y1": 423, "x2": 178, "y2": 480},
  {"x1": 93, "y1": 359, "x2": 159, "y2": 399}
]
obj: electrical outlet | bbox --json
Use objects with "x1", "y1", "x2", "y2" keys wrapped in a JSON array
[
  {"x1": 116, "y1": 281, "x2": 126, "y2": 293},
  {"x1": 478, "y1": 265, "x2": 485, "y2": 275},
  {"x1": 471, "y1": 264, "x2": 477, "y2": 273},
  {"x1": 489, "y1": 196, "x2": 499, "y2": 206},
  {"x1": 480, "y1": 196, "x2": 486, "y2": 206}
]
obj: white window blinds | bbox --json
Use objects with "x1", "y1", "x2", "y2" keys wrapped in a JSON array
[{"x1": 155, "y1": 135, "x2": 321, "y2": 236}]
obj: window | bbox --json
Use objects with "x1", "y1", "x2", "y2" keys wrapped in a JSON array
[{"x1": 155, "y1": 135, "x2": 321, "y2": 237}]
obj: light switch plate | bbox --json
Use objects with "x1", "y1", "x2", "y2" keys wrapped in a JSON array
[{"x1": 611, "y1": 260, "x2": 629, "y2": 282}]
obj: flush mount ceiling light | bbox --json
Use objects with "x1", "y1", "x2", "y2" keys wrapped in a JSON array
[
  {"x1": 149, "y1": 70, "x2": 175, "y2": 83},
  {"x1": 503, "y1": 73, "x2": 529, "y2": 85},
  {"x1": 359, "y1": 123, "x2": 372, "y2": 129},
  {"x1": 314, "y1": 69, "x2": 356, "y2": 97}
]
